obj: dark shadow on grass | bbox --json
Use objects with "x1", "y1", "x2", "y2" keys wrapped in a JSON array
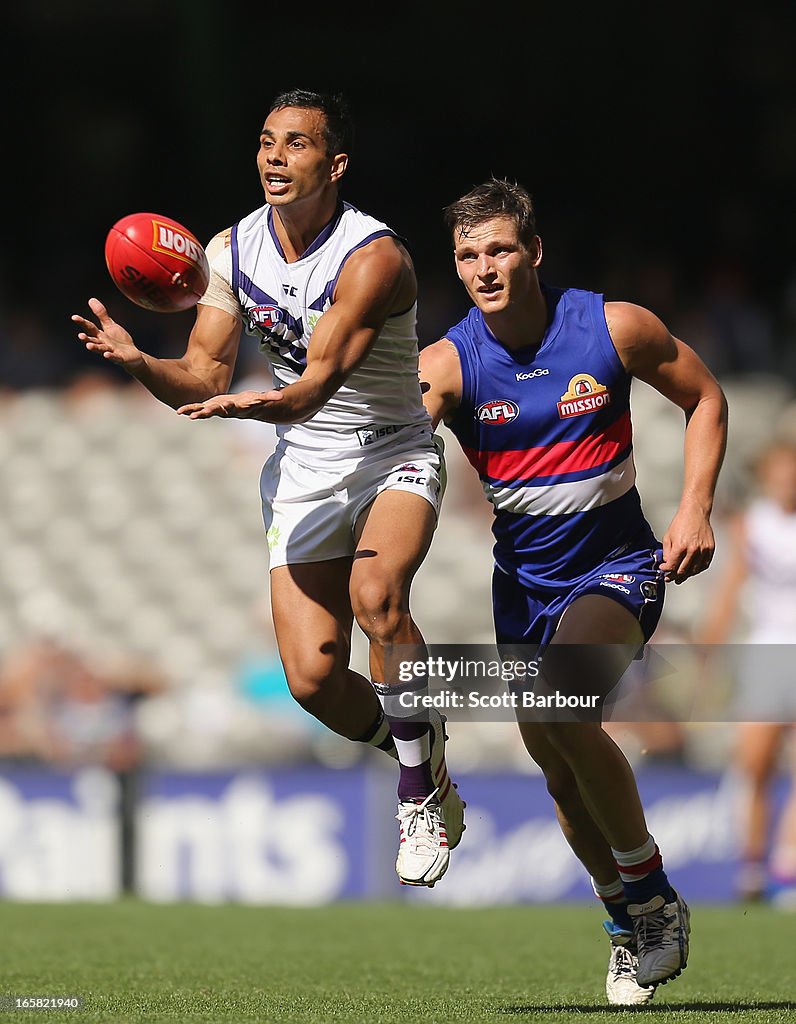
[{"x1": 499, "y1": 1002, "x2": 796, "y2": 1014}]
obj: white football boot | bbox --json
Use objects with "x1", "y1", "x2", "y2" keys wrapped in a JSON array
[
  {"x1": 603, "y1": 922, "x2": 656, "y2": 1006},
  {"x1": 395, "y1": 788, "x2": 449, "y2": 887}
]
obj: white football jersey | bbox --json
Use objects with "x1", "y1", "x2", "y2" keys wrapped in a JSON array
[
  {"x1": 742, "y1": 498, "x2": 796, "y2": 640},
  {"x1": 202, "y1": 200, "x2": 430, "y2": 461}
]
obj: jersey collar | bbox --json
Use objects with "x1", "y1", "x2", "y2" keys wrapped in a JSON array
[{"x1": 267, "y1": 200, "x2": 346, "y2": 262}]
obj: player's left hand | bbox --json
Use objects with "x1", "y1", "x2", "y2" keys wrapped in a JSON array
[
  {"x1": 659, "y1": 504, "x2": 715, "y2": 583},
  {"x1": 176, "y1": 390, "x2": 284, "y2": 420}
]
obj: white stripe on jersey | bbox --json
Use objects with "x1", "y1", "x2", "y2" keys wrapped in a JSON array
[{"x1": 483, "y1": 454, "x2": 636, "y2": 516}]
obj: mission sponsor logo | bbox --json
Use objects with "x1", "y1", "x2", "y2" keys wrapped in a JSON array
[
  {"x1": 557, "y1": 374, "x2": 611, "y2": 419},
  {"x1": 477, "y1": 399, "x2": 520, "y2": 425}
]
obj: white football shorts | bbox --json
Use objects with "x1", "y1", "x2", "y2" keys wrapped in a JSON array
[{"x1": 260, "y1": 428, "x2": 446, "y2": 568}]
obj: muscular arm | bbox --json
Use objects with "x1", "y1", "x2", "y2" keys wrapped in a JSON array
[
  {"x1": 418, "y1": 339, "x2": 463, "y2": 429},
  {"x1": 178, "y1": 236, "x2": 416, "y2": 423},
  {"x1": 71, "y1": 297, "x2": 242, "y2": 408},
  {"x1": 606, "y1": 301, "x2": 729, "y2": 582}
]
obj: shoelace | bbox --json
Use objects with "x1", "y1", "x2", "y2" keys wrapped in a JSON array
[
  {"x1": 635, "y1": 907, "x2": 674, "y2": 948},
  {"x1": 612, "y1": 945, "x2": 637, "y2": 978},
  {"x1": 397, "y1": 787, "x2": 441, "y2": 839}
]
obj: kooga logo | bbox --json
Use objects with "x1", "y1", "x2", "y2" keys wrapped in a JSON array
[{"x1": 516, "y1": 368, "x2": 550, "y2": 381}]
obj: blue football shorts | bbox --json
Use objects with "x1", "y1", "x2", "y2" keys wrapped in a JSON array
[{"x1": 492, "y1": 541, "x2": 666, "y2": 654}]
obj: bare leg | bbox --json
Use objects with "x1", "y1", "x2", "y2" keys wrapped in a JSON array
[
  {"x1": 536, "y1": 595, "x2": 651, "y2": 851},
  {"x1": 351, "y1": 488, "x2": 438, "y2": 800},
  {"x1": 531, "y1": 595, "x2": 687, "y2": 990},
  {"x1": 350, "y1": 488, "x2": 461, "y2": 884},
  {"x1": 518, "y1": 719, "x2": 619, "y2": 885},
  {"x1": 771, "y1": 730, "x2": 796, "y2": 882},
  {"x1": 270, "y1": 558, "x2": 381, "y2": 739},
  {"x1": 736, "y1": 722, "x2": 787, "y2": 871},
  {"x1": 351, "y1": 488, "x2": 437, "y2": 680}
]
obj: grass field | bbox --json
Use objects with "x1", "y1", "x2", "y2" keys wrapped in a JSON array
[{"x1": 0, "y1": 902, "x2": 793, "y2": 1023}]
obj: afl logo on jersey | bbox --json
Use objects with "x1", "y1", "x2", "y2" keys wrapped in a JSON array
[
  {"x1": 248, "y1": 305, "x2": 284, "y2": 331},
  {"x1": 557, "y1": 373, "x2": 612, "y2": 419},
  {"x1": 477, "y1": 399, "x2": 520, "y2": 425}
]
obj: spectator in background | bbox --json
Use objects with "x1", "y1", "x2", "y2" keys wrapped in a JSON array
[
  {"x1": 0, "y1": 636, "x2": 162, "y2": 771},
  {"x1": 699, "y1": 439, "x2": 796, "y2": 905}
]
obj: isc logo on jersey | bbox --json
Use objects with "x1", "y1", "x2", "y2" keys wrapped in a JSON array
[
  {"x1": 393, "y1": 462, "x2": 428, "y2": 485},
  {"x1": 477, "y1": 400, "x2": 520, "y2": 425},
  {"x1": 557, "y1": 374, "x2": 612, "y2": 419}
]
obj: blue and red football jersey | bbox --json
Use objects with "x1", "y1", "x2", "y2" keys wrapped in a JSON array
[{"x1": 445, "y1": 284, "x2": 659, "y2": 589}]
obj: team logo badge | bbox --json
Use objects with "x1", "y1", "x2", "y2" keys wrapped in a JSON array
[
  {"x1": 477, "y1": 399, "x2": 520, "y2": 425},
  {"x1": 601, "y1": 573, "x2": 636, "y2": 584},
  {"x1": 557, "y1": 373, "x2": 612, "y2": 419},
  {"x1": 248, "y1": 305, "x2": 284, "y2": 331}
]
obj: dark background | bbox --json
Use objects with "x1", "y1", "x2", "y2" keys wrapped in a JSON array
[{"x1": 5, "y1": 1, "x2": 796, "y2": 387}]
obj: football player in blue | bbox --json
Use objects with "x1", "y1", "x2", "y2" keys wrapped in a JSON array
[{"x1": 420, "y1": 178, "x2": 727, "y2": 1003}]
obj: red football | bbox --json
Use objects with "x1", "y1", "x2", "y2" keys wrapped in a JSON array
[{"x1": 104, "y1": 212, "x2": 210, "y2": 313}]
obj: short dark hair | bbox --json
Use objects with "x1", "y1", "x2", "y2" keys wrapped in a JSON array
[
  {"x1": 268, "y1": 89, "x2": 354, "y2": 157},
  {"x1": 443, "y1": 178, "x2": 537, "y2": 248}
]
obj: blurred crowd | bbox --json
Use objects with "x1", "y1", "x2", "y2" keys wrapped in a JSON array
[{"x1": 0, "y1": 635, "x2": 161, "y2": 771}]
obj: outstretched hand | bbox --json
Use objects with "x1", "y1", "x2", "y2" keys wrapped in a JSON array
[
  {"x1": 659, "y1": 504, "x2": 715, "y2": 584},
  {"x1": 71, "y1": 298, "x2": 144, "y2": 372},
  {"x1": 177, "y1": 390, "x2": 285, "y2": 420}
]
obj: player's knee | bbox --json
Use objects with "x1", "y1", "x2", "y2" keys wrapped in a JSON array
[
  {"x1": 351, "y1": 580, "x2": 406, "y2": 643},
  {"x1": 542, "y1": 764, "x2": 580, "y2": 807},
  {"x1": 285, "y1": 674, "x2": 326, "y2": 711},
  {"x1": 281, "y1": 650, "x2": 345, "y2": 709}
]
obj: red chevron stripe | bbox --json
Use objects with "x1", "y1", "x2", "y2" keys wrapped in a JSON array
[{"x1": 463, "y1": 410, "x2": 631, "y2": 482}]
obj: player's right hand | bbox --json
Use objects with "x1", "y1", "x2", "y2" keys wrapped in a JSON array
[{"x1": 71, "y1": 298, "x2": 145, "y2": 373}]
